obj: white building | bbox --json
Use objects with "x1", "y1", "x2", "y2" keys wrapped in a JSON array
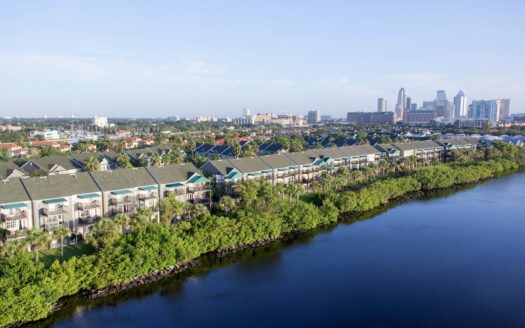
[
  {"x1": 307, "y1": 110, "x2": 321, "y2": 124},
  {"x1": 453, "y1": 91, "x2": 468, "y2": 118},
  {"x1": 470, "y1": 100, "x2": 501, "y2": 126},
  {"x1": 377, "y1": 98, "x2": 387, "y2": 112},
  {"x1": 92, "y1": 115, "x2": 109, "y2": 128}
]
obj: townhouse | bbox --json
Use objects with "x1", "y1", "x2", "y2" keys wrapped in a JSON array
[
  {"x1": 70, "y1": 152, "x2": 118, "y2": 171},
  {"x1": 0, "y1": 179, "x2": 32, "y2": 242},
  {"x1": 200, "y1": 144, "x2": 381, "y2": 192},
  {"x1": 435, "y1": 137, "x2": 481, "y2": 151},
  {"x1": 0, "y1": 162, "x2": 27, "y2": 180},
  {"x1": 146, "y1": 163, "x2": 210, "y2": 205},
  {"x1": 21, "y1": 155, "x2": 82, "y2": 175},
  {"x1": 89, "y1": 168, "x2": 160, "y2": 218},
  {"x1": 378, "y1": 140, "x2": 444, "y2": 162},
  {"x1": 21, "y1": 173, "x2": 102, "y2": 237}
]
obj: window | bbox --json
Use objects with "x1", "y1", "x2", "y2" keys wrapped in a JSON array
[
  {"x1": 6, "y1": 220, "x2": 18, "y2": 229},
  {"x1": 81, "y1": 210, "x2": 90, "y2": 217}
]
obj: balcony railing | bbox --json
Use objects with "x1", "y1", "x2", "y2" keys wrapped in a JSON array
[
  {"x1": 111, "y1": 196, "x2": 135, "y2": 205},
  {"x1": 79, "y1": 216, "x2": 101, "y2": 225},
  {"x1": 166, "y1": 189, "x2": 186, "y2": 196},
  {"x1": 139, "y1": 192, "x2": 158, "y2": 200},
  {"x1": 42, "y1": 206, "x2": 68, "y2": 216},
  {"x1": 76, "y1": 201, "x2": 101, "y2": 211},
  {"x1": 5, "y1": 229, "x2": 27, "y2": 240},
  {"x1": 187, "y1": 185, "x2": 211, "y2": 193},
  {"x1": 1, "y1": 211, "x2": 28, "y2": 221},
  {"x1": 189, "y1": 197, "x2": 211, "y2": 204}
]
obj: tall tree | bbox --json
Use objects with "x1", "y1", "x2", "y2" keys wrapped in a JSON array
[
  {"x1": 26, "y1": 228, "x2": 50, "y2": 263},
  {"x1": 52, "y1": 226, "x2": 71, "y2": 263},
  {"x1": 83, "y1": 156, "x2": 100, "y2": 172}
]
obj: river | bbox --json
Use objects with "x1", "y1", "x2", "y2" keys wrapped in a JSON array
[{"x1": 33, "y1": 172, "x2": 525, "y2": 327}]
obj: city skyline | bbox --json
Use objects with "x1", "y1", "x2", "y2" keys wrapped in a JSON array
[{"x1": 1, "y1": 1, "x2": 524, "y2": 118}]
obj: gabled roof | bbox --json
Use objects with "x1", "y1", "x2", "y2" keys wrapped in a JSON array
[
  {"x1": 0, "y1": 162, "x2": 27, "y2": 179},
  {"x1": 90, "y1": 167, "x2": 157, "y2": 191},
  {"x1": 225, "y1": 156, "x2": 272, "y2": 173},
  {"x1": 24, "y1": 155, "x2": 81, "y2": 171},
  {"x1": 146, "y1": 163, "x2": 201, "y2": 184},
  {"x1": 284, "y1": 151, "x2": 317, "y2": 165},
  {"x1": 259, "y1": 154, "x2": 297, "y2": 169},
  {"x1": 391, "y1": 140, "x2": 442, "y2": 151},
  {"x1": 21, "y1": 172, "x2": 100, "y2": 200},
  {"x1": 0, "y1": 179, "x2": 30, "y2": 204}
]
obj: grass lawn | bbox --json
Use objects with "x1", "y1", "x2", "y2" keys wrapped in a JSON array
[{"x1": 40, "y1": 243, "x2": 95, "y2": 266}]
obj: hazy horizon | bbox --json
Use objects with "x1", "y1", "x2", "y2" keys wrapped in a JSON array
[{"x1": 1, "y1": 1, "x2": 523, "y2": 118}]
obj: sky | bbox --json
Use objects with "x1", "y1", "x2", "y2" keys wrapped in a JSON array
[{"x1": 0, "y1": 0, "x2": 524, "y2": 118}]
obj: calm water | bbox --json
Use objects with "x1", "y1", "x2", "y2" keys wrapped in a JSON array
[{"x1": 39, "y1": 172, "x2": 525, "y2": 328}]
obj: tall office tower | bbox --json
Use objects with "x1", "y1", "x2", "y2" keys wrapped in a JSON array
[
  {"x1": 307, "y1": 110, "x2": 321, "y2": 124},
  {"x1": 499, "y1": 99, "x2": 511, "y2": 121},
  {"x1": 377, "y1": 98, "x2": 387, "y2": 112},
  {"x1": 453, "y1": 90, "x2": 468, "y2": 118},
  {"x1": 437, "y1": 90, "x2": 447, "y2": 101},
  {"x1": 243, "y1": 108, "x2": 252, "y2": 117},
  {"x1": 406, "y1": 97, "x2": 412, "y2": 112},
  {"x1": 410, "y1": 103, "x2": 418, "y2": 111},
  {"x1": 395, "y1": 88, "x2": 406, "y2": 121},
  {"x1": 470, "y1": 100, "x2": 501, "y2": 125}
]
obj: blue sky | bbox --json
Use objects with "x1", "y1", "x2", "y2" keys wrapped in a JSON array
[{"x1": 0, "y1": 0, "x2": 523, "y2": 118}]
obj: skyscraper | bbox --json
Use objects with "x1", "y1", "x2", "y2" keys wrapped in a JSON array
[
  {"x1": 243, "y1": 108, "x2": 251, "y2": 117},
  {"x1": 307, "y1": 110, "x2": 321, "y2": 124},
  {"x1": 377, "y1": 98, "x2": 387, "y2": 112},
  {"x1": 437, "y1": 90, "x2": 447, "y2": 101},
  {"x1": 406, "y1": 97, "x2": 412, "y2": 113},
  {"x1": 395, "y1": 88, "x2": 406, "y2": 121},
  {"x1": 470, "y1": 100, "x2": 501, "y2": 126},
  {"x1": 453, "y1": 90, "x2": 468, "y2": 118},
  {"x1": 499, "y1": 99, "x2": 511, "y2": 121}
]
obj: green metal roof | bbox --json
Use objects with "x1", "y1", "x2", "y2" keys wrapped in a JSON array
[
  {"x1": 0, "y1": 202, "x2": 28, "y2": 210},
  {"x1": 166, "y1": 182, "x2": 185, "y2": 188},
  {"x1": 139, "y1": 185, "x2": 158, "y2": 191},
  {"x1": 110, "y1": 189, "x2": 133, "y2": 195},
  {"x1": 327, "y1": 167, "x2": 337, "y2": 171},
  {"x1": 188, "y1": 175, "x2": 209, "y2": 184},
  {"x1": 78, "y1": 193, "x2": 100, "y2": 199},
  {"x1": 43, "y1": 197, "x2": 67, "y2": 204},
  {"x1": 226, "y1": 171, "x2": 243, "y2": 180}
]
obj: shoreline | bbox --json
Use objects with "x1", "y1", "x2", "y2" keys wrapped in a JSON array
[{"x1": 18, "y1": 169, "x2": 519, "y2": 328}]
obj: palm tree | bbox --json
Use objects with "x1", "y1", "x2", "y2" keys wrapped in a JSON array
[
  {"x1": 151, "y1": 153, "x2": 162, "y2": 166},
  {"x1": 218, "y1": 196, "x2": 236, "y2": 214},
  {"x1": 116, "y1": 152, "x2": 132, "y2": 168},
  {"x1": 26, "y1": 228, "x2": 50, "y2": 263},
  {"x1": 113, "y1": 213, "x2": 130, "y2": 233},
  {"x1": 83, "y1": 156, "x2": 100, "y2": 172},
  {"x1": 52, "y1": 226, "x2": 71, "y2": 263}
]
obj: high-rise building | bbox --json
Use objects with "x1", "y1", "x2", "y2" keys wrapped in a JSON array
[
  {"x1": 243, "y1": 108, "x2": 251, "y2": 117},
  {"x1": 377, "y1": 98, "x2": 387, "y2": 112},
  {"x1": 307, "y1": 110, "x2": 321, "y2": 124},
  {"x1": 406, "y1": 97, "x2": 412, "y2": 113},
  {"x1": 395, "y1": 88, "x2": 406, "y2": 121},
  {"x1": 347, "y1": 112, "x2": 395, "y2": 124},
  {"x1": 437, "y1": 90, "x2": 447, "y2": 101},
  {"x1": 410, "y1": 103, "x2": 418, "y2": 111},
  {"x1": 499, "y1": 99, "x2": 511, "y2": 121},
  {"x1": 470, "y1": 100, "x2": 501, "y2": 126},
  {"x1": 453, "y1": 90, "x2": 468, "y2": 118}
]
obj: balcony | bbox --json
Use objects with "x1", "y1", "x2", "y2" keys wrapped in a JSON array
[
  {"x1": 42, "y1": 206, "x2": 68, "y2": 216},
  {"x1": 166, "y1": 188, "x2": 186, "y2": 196},
  {"x1": 139, "y1": 192, "x2": 158, "y2": 200},
  {"x1": 1, "y1": 211, "x2": 28, "y2": 221},
  {"x1": 79, "y1": 216, "x2": 101, "y2": 225},
  {"x1": 189, "y1": 197, "x2": 211, "y2": 205},
  {"x1": 187, "y1": 185, "x2": 211, "y2": 193},
  {"x1": 5, "y1": 229, "x2": 27, "y2": 240},
  {"x1": 111, "y1": 196, "x2": 135, "y2": 205},
  {"x1": 76, "y1": 201, "x2": 101, "y2": 211}
]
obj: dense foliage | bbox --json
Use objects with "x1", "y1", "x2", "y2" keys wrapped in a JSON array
[{"x1": 0, "y1": 152, "x2": 521, "y2": 326}]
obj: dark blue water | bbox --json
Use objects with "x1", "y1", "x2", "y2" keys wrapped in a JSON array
[{"x1": 45, "y1": 172, "x2": 525, "y2": 327}]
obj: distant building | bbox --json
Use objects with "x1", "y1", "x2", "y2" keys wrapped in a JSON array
[
  {"x1": 307, "y1": 110, "x2": 321, "y2": 124},
  {"x1": 320, "y1": 115, "x2": 333, "y2": 122},
  {"x1": 410, "y1": 103, "x2": 418, "y2": 111},
  {"x1": 454, "y1": 118, "x2": 489, "y2": 128},
  {"x1": 436, "y1": 90, "x2": 447, "y2": 101},
  {"x1": 470, "y1": 100, "x2": 502, "y2": 125},
  {"x1": 232, "y1": 116, "x2": 255, "y2": 125},
  {"x1": 453, "y1": 90, "x2": 468, "y2": 118},
  {"x1": 243, "y1": 108, "x2": 252, "y2": 117},
  {"x1": 404, "y1": 110, "x2": 437, "y2": 125},
  {"x1": 377, "y1": 98, "x2": 387, "y2": 112},
  {"x1": 499, "y1": 99, "x2": 511, "y2": 121},
  {"x1": 92, "y1": 115, "x2": 109, "y2": 128},
  {"x1": 347, "y1": 112, "x2": 395, "y2": 124},
  {"x1": 395, "y1": 88, "x2": 406, "y2": 121}
]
